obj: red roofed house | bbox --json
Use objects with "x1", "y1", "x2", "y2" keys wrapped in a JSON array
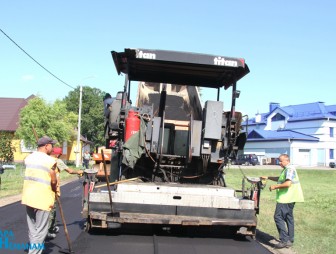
[{"x1": 0, "y1": 95, "x2": 35, "y2": 162}]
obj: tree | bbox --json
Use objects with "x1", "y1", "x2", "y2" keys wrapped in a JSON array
[
  {"x1": 16, "y1": 97, "x2": 77, "y2": 147},
  {"x1": 63, "y1": 86, "x2": 105, "y2": 147},
  {"x1": 0, "y1": 131, "x2": 15, "y2": 163}
]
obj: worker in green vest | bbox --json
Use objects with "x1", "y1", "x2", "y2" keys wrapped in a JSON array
[{"x1": 262, "y1": 154, "x2": 304, "y2": 249}]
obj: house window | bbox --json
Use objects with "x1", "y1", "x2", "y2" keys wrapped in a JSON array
[
  {"x1": 330, "y1": 149, "x2": 334, "y2": 160},
  {"x1": 330, "y1": 127, "x2": 334, "y2": 138},
  {"x1": 271, "y1": 113, "x2": 285, "y2": 121},
  {"x1": 20, "y1": 140, "x2": 36, "y2": 153}
]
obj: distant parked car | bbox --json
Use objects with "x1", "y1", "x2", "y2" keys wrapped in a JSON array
[
  {"x1": 330, "y1": 161, "x2": 335, "y2": 168},
  {"x1": 232, "y1": 154, "x2": 259, "y2": 166}
]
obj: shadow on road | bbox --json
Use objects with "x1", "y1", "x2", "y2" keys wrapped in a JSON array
[
  {"x1": 255, "y1": 229, "x2": 296, "y2": 254},
  {"x1": 71, "y1": 224, "x2": 273, "y2": 254},
  {"x1": 87, "y1": 224, "x2": 253, "y2": 241},
  {"x1": 256, "y1": 229, "x2": 278, "y2": 247}
]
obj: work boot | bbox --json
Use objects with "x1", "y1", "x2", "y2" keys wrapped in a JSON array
[
  {"x1": 274, "y1": 240, "x2": 292, "y2": 249},
  {"x1": 47, "y1": 232, "x2": 56, "y2": 239},
  {"x1": 52, "y1": 226, "x2": 60, "y2": 233},
  {"x1": 287, "y1": 241, "x2": 293, "y2": 247}
]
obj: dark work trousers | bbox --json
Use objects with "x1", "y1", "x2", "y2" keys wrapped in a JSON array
[
  {"x1": 274, "y1": 202, "x2": 295, "y2": 243},
  {"x1": 48, "y1": 200, "x2": 57, "y2": 233},
  {"x1": 83, "y1": 160, "x2": 89, "y2": 169}
]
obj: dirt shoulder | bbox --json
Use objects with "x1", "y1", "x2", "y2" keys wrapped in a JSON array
[{"x1": 257, "y1": 230, "x2": 297, "y2": 254}]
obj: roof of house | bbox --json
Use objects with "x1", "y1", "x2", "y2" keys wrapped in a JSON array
[
  {"x1": 248, "y1": 129, "x2": 319, "y2": 142},
  {"x1": 247, "y1": 102, "x2": 336, "y2": 125},
  {"x1": 0, "y1": 95, "x2": 35, "y2": 131},
  {"x1": 326, "y1": 105, "x2": 336, "y2": 116}
]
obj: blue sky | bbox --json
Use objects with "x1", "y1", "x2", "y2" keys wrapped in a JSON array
[{"x1": 1, "y1": 0, "x2": 335, "y2": 118}]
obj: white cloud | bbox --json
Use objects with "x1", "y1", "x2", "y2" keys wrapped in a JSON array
[{"x1": 21, "y1": 75, "x2": 35, "y2": 81}]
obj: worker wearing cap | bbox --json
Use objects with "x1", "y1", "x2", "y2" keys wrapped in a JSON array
[
  {"x1": 47, "y1": 147, "x2": 83, "y2": 239},
  {"x1": 261, "y1": 154, "x2": 304, "y2": 249},
  {"x1": 22, "y1": 136, "x2": 58, "y2": 254}
]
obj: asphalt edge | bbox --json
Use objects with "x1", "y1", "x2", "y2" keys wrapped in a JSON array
[{"x1": 0, "y1": 176, "x2": 79, "y2": 208}]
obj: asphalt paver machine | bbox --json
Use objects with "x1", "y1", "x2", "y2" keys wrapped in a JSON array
[{"x1": 83, "y1": 48, "x2": 264, "y2": 237}]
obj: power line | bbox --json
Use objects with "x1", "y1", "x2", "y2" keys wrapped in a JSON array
[{"x1": 0, "y1": 28, "x2": 75, "y2": 90}]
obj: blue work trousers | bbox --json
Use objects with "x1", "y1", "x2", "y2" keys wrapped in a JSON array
[{"x1": 274, "y1": 202, "x2": 295, "y2": 243}]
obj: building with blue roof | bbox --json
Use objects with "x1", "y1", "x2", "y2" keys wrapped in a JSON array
[{"x1": 242, "y1": 102, "x2": 336, "y2": 166}]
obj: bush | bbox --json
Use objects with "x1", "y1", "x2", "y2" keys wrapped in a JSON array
[{"x1": 0, "y1": 131, "x2": 16, "y2": 163}]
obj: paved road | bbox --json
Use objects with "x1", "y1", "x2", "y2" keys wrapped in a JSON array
[
  {"x1": 0, "y1": 180, "x2": 272, "y2": 254},
  {"x1": 0, "y1": 179, "x2": 84, "y2": 254},
  {"x1": 72, "y1": 225, "x2": 272, "y2": 254}
]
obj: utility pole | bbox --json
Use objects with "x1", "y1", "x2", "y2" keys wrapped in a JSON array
[{"x1": 76, "y1": 85, "x2": 83, "y2": 167}]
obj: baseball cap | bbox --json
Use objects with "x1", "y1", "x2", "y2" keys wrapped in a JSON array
[
  {"x1": 37, "y1": 136, "x2": 57, "y2": 147},
  {"x1": 52, "y1": 147, "x2": 62, "y2": 155}
]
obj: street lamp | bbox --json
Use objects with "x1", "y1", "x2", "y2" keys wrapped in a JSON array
[
  {"x1": 75, "y1": 85, "x2": 83, "y2": 167},
  {"x1": 75, "y1": 76, "x2": 95, "y2": 168}
]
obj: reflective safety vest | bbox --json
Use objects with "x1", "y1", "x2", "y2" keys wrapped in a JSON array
[
  {"x1": 276, "y1": 165, "x2": 304, "y2": 203},
  {"x1": 22, "y1": 152, "x2": 56, "y2": 211}
]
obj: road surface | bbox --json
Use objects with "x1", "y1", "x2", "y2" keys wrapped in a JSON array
[{"x1": 0, "y1": 179, "x2": 272, "y2": 254}]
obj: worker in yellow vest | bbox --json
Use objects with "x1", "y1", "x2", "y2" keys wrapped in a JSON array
[
  {"x1": 47, "y1": 147, "x2": 83, "y2": 239},
  {"x1": 262, "y1": 154, "x2": 304, "y2": 249},
  {"x1": 22, "y1": 136, "x2": 57, "y2": 254}
]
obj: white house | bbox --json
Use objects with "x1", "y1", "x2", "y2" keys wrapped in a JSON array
[{"x1": 242, "y1": 102, "x2": 336, "y2": 167}]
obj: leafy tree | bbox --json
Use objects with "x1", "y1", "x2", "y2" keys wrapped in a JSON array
[
  {"x1": 63, "y1": 86, "x2": 105, "y2": 147},
  {"x1": 0, "y1": 131, "x2": 15, "y2": 163},
  {"x1": 16, "y1": 97, "x2": 77, "y2": 147}
]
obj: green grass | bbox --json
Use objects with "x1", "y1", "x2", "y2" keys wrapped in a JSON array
[
  {"x1": 0, "y1": 163, "x2": 79, "y2": 198},
  {"x1": 1, "y1": 165, "x2": 335, "y2": 254}
]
